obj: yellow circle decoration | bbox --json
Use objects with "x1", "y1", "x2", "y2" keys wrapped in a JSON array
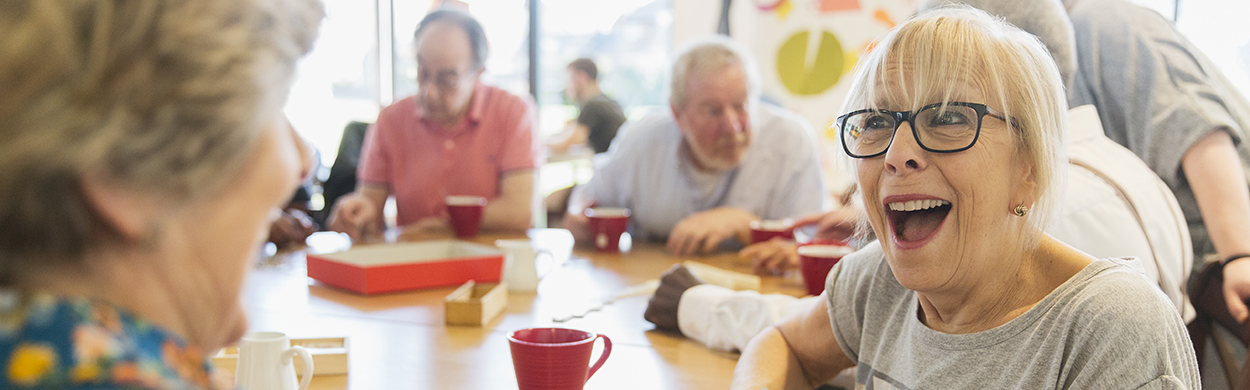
[{"x1": 776, "y1": 30, "x2": 844, "y2": 96}]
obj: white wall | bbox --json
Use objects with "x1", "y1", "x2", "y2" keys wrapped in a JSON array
[{"x1": 671, "y1": 0, "x2": 758, "y2": 50}]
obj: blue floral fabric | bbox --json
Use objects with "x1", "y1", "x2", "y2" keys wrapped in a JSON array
[{"x1": 0, "y1": 291, "x2": 219, "y2": 389}]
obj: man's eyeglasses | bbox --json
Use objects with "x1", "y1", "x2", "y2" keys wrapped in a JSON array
[
  {"x1": 417, "y1": 66, "x2": 476, "y2": 91},
  {"x1": 836, "y1": 102, "x2": 1010, "y2": 159}
]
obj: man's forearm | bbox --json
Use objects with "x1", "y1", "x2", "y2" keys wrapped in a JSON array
[
  {"x1": 1182, "y1": 130, "x2": 1250, "y2": 257},
  {"x1": 482, "y1": 170, "x2": 535, "y2": 232},
  {"x1": 678, "y1": 285, "x2": 811, "y2": 352},
  {"x1": 483, "y1": 201, "x2": 531, "y2": 232},
  {"x1": 357, "y1": 184, "x2": 390, "y2": 230}
]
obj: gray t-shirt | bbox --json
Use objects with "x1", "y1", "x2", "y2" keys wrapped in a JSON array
[
  {"x1": 827, "y1": 241, "x2": 1199, "y2": 389},
  {"x1": 1068, "y1": 0, "x2": 1250, "y2": 262}
]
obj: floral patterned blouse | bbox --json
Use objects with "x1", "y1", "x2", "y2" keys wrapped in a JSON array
[{"x1": 0, "y1": 291, "x2": 219, "y2": 389}]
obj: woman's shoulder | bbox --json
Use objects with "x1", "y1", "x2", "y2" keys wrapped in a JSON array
[
  {"x1": 1047, "y1": 259, "x2": 1200, "y2": 387},
  {"x1": 1045, "y1": 258, "x2": 1190, "y2": 349},
  {"x1": 1063, "y1": 258, "x2": 1177, "y2": 313},
  {"x1": 0, "y1": 291, "x2": 219, "y2": 389},
  {"x1": 1041, "y1": 258, "x2": 1183, "y2": 331}
]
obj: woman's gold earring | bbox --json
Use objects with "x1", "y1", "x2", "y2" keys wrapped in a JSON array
[{"x1": 1013, "y1": 204, "x2": 1029, "y2": 217}]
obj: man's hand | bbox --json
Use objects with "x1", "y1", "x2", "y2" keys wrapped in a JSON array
[
  {"x1": 564, "y1": 199, "x2": 597, "y2": 245},
  {"x1": 794, "y1": 206, "x2": 861, "y2": 244},
  {"x1": 739, "y1": 206, "x2": 863, "y2": 275},
  {"x1": 740, "y1": 239, "x2": 799, "y2": 275},
  {"x1": 327, "y1": 194, "x2": 382, "y2": 242},
  {"x1": 1223, "y1": 259, "x2": 1250, "y2": 322},
  {"x1": 268, "y1": 209, "x2": 316, "y2": 249},
  {"x1": 643, "y1": 264, "x2": 705, "y2": 333},
  {"x1": 667, "y1": 207, "x2": 756, "y2": 256}
]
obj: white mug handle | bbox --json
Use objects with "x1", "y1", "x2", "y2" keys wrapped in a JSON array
[
  {"x1": 282, "y1": 345, "x2": 314, "y2": 390},
  {"x1": 534, "y1": 248, "x2": 555, "y2": 279}
]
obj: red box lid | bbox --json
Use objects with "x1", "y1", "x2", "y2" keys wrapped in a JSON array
[{"x1": 306, "y1": 240, "x2": 505, "y2": 294}]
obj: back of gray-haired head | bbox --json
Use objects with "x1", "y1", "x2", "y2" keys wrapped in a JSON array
[
  {"x1": 0, "y1": 0, "x2": 321, "y2": 266},
  {"x1": 920, "y1": 0, "x2": 1075, "y2": 91},
  {"x1": 669, "y1": 36, "x2": 760, "y2": 110}
]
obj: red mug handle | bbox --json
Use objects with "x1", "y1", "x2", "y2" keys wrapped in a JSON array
[{"x1": 585, "y1": 334, "x2": 612, "y2": 382}]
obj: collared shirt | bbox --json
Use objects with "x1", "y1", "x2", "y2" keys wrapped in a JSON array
[
  {"x1": 0, "y1": 291, "x2": 219, "y2": 389},
  {"x1": 584, "y1": 104, "x2": 826, "y2": 244},
  {"x1": 359, "y1": 83, "x2": 541, "y2": 226}
]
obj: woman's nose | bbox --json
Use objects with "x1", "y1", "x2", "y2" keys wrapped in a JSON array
[{"x1": 883, "y1": 122, "x2": 926, "y2": 174}]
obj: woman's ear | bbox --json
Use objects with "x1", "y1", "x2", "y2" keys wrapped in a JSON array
[
  {"x1": 1014, "y1": 161, "x2": 1039, "y2": 207},
  {"x1": 79, "y1": 174, "x2": 164, "y2": 242}
]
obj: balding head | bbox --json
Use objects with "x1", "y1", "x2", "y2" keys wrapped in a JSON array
[{"x1": 413, "y1": 11, "x2": 487, "y2": 125}]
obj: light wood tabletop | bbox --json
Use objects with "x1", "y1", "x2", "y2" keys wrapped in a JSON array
[{"x1": 232, "y1": 229, "x2": 808, "y2": 389}]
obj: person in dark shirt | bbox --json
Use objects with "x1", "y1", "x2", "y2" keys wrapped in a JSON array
[{"x1": 549, "y1": 58, "x2": 626, "y2": 154}]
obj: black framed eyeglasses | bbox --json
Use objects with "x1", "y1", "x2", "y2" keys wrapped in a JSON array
[{"x1": 836, "y1": 102, "x2": 1010, "y2": 159}]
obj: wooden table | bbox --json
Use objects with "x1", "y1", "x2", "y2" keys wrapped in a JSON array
[{"x1": 236, "y1": 229, "x2": 807, "y2": 389}]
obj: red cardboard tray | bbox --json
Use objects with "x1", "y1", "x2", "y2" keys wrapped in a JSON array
[{"x1": 306, "y1": 240, "x2": 505, "y2": 294}]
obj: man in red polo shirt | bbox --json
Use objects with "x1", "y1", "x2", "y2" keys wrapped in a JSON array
[{"x1": 328, "y1": 10, "x2": 539, "y2": 240}]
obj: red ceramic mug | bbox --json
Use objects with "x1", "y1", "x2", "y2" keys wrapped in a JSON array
[
  {"x1": 445, "y1": 196, "x2": 487, "y2": 238},
  {"x1": 797, "y1": 244, "x2": 855, "y2": 296},
  {"x1": 508, "y1": 327, "x2": 612, "y2": 390},
  {"x1": 749, "y1": 219, "x2": 795, "y2": 244},
  {"x1": 585, "y1": 207, "x2": 630, "y2": 252}
]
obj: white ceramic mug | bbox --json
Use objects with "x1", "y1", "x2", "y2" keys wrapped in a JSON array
[
  {"x1": 235, "y1": 331, "x2": 313, "y2": 390},
  {"x1": 496, "y1": 239, "x2": 551, "y2": 293}
]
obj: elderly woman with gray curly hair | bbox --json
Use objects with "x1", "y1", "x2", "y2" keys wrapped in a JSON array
[
  {"x1": 731, "y1": 7, "x2": 1199, "y2": 389},
  {"x1": 0, "y1": 1, "x2": 320, "y2": 388}
]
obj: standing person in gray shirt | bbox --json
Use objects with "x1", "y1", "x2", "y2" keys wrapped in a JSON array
[
  {"x1": 731, "y1": 7, "x2": 1198, "y2": 389},
  {"x1": 1064, "y1": 0, "x2": 1250, "y2": 323}
]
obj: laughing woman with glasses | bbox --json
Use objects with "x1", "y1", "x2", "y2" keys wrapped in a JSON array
[{"x1": 730, "y1": 6, "x2": 1198, "y2": 390}]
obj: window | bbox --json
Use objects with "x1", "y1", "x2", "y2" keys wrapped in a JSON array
[
  {"x1": 1175, "y1": 0, "x2": 1250, "y2": 101},
  {"x1": 536, "y1": 0, "x2": 673, "y2": 193},
  {"x1": 284, "y1": 0, "x2": 381, "y2": 169}
]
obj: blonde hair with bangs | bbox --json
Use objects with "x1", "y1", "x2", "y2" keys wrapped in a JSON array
[{"x1": 837, "y1": 5, "x2": 1067, "y2": 248}]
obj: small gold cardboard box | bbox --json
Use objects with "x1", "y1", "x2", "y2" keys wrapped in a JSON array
[{"x1": 444, "y1": 281, "x2": 507, "y2": 326}]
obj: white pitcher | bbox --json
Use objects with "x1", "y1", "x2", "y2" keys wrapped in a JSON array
[
  {"x1": 235, "y1": 331, "x2": 313, "y2": 390},
  {"x1": 496, "y1": 239, "x2": 550, "y2": 292}
]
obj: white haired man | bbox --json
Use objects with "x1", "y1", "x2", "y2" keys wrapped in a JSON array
[{"x1": 564, "y1": 37, "x2": 825, "y2": 256}]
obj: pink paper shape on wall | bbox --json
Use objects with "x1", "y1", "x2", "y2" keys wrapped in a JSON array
[{"x1": 818, "y1": 0, "x2": 860, "y2": 13}]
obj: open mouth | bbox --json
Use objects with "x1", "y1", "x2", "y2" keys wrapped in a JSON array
[{"x1": 886, "y1": 199, "x2": 951, "y2": 243}]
